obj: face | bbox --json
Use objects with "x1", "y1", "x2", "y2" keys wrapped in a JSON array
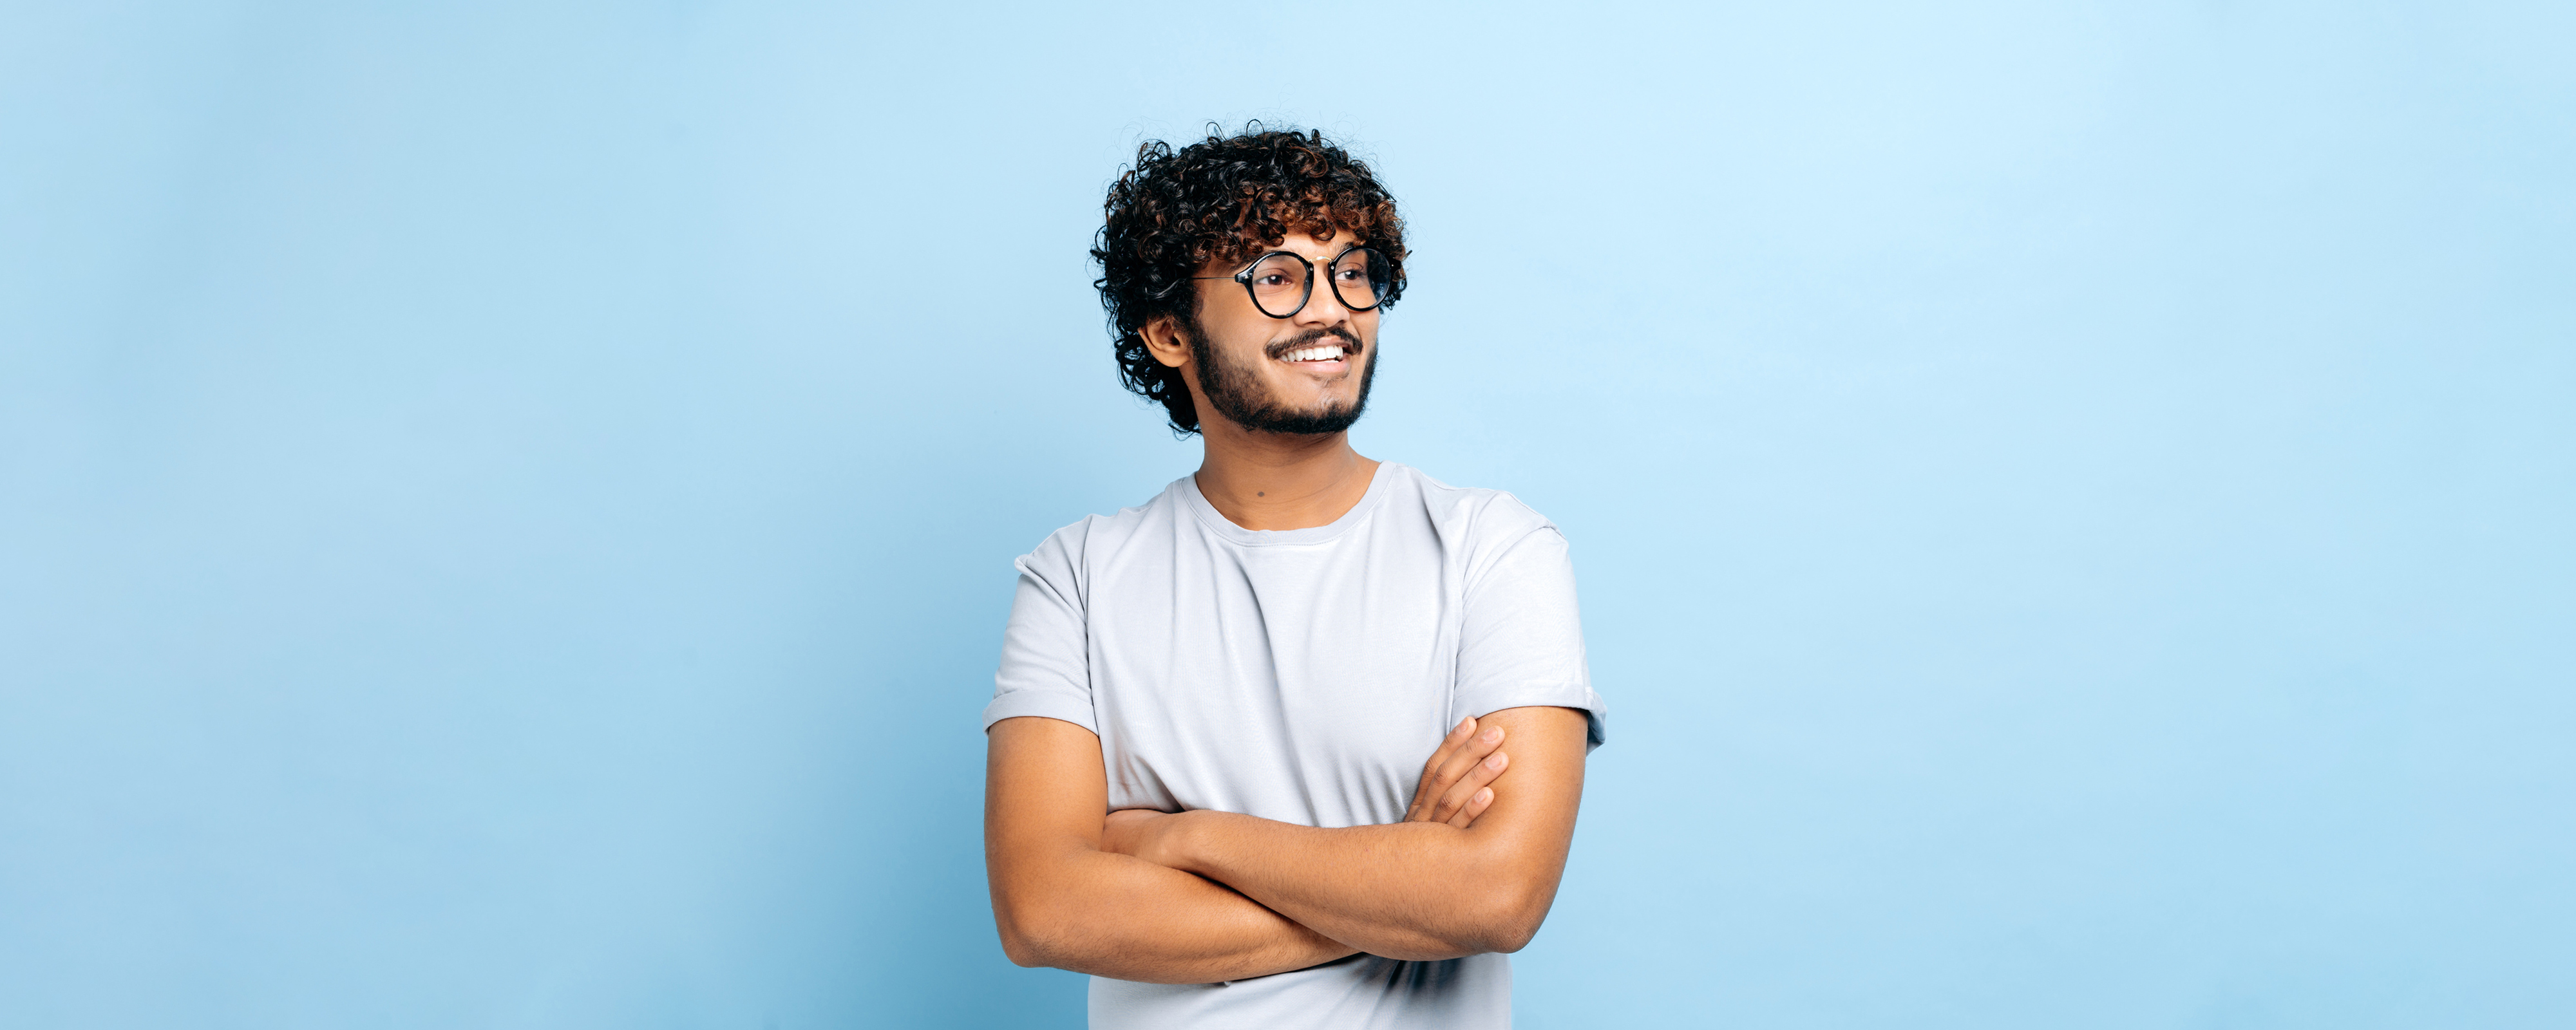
[{"x1": 1144, "y1": 230, "x2": 1382, "y2": 435}]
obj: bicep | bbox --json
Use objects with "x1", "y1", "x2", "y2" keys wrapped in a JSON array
[
  {"x1": 985, "y1": 716, "x2": 1109, "y2": 878},
  {"x1": 1439, "y1": 704, "x2": 1588, "y2": 948},
  {"x1": 1464, "y1": 705, "x2": 1589, "y2": 866}
]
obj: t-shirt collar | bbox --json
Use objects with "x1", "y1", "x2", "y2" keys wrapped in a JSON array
[{"x1": 1175, "y1": 461, "x2": 1396, "y2": 547}]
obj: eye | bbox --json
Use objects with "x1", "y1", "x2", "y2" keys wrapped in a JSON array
[{"x1": 1245, "y1": 254, "x2": 1308, "y2": 293}]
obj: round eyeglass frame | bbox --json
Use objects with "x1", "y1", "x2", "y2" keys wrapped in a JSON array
[{"x1": 1186, "y1": 244, "x2": 1392, "y2": 319}]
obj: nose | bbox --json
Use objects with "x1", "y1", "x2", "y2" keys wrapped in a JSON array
[{"x1": 1294, "y1": 266, "x2": 1353, "y2": 326}]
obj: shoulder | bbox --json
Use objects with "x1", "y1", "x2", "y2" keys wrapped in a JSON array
[
  {"x1": 1377, "y1": 463, "x2": 1573, "y2": 586},
  {"x1": 1381, "y1": 463, "x2": 1562, "y2": 547},
  {"x1": 1015, "y1": 479, "x2": 1188, "y2": 583}
]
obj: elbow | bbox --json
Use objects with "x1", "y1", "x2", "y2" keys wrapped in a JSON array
[
  {"x1": 1479, "y1": 917, "x2": 1544, "y2": 956},
  {"x1": 997, "y1": 927, "x2": 1052, "y2": 969},
  {"x1": 1470, "y1": 878, "x2": 1558, "y2": 955},
  {"x1": 993, "y1": 897, "x2": 1075, "y2": 969}
]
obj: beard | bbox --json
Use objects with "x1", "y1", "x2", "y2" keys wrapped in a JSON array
[{"x1": 1184, "y1": 317, "x2": 1378, "y2": 435}]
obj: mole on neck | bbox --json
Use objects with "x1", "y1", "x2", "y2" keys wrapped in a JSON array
[{"x1": 1193, "y1": 435, "x2": 1379, "y2": 532}]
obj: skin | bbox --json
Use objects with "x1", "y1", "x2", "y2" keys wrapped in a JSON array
[
  {"x1": 1095, "y1": 706, "x2": 1588, "y2": 961},
  {"x1": 983, "y1": 230, "x2": 1591, "y2": 981},
  {"x1": 985, "y1": 711, "x2": 1545, "y2": 982},
  {"x1": 1148, "y1": 229, "x2": 1382, "y2": 531}
]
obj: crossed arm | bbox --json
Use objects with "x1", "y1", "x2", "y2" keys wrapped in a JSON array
[{"x1": 983, "y1": 705, "x2": 1589, "y2": 984}]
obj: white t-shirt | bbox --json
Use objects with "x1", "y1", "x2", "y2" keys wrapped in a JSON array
[{"x1": 984, "y1": 462, "x2": 1607, "y2": 1030}]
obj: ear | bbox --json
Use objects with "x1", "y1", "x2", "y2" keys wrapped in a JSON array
[{"x1": 1141, "y1": 313, "x2": 1191, "y2": 370}]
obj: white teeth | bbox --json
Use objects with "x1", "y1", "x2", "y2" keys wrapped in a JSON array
[{"x1": 1283, "y1": 346, "x2": 1343, "y2": 362}]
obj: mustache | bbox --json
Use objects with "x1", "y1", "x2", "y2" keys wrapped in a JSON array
[{"x1": 1265, "y1": 326, "x2": 1364, "y2": 360}]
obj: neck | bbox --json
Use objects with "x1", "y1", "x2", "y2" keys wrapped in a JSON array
[{"x1": 1192, "y1": 417, "x2": 1381, "y2": 532}]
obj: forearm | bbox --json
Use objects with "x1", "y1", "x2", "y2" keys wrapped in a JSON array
[
  {"x1": 1118, "y1": 706, "x2": 1591, "y2": 961},
  {"x1": 995, "y1": 843, "x2": 1357, "y2": 984},
  {"x1": 985, "y1": 715, "x2": 1358, "y2": 984},
  {"x1": 1160, "y1": 812, "x2": 1556, "y2": 961}
]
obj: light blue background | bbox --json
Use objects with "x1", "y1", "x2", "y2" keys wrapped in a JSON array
[{"x1": 5, "y1": 2, "x2": 2571, "y2": 1027}]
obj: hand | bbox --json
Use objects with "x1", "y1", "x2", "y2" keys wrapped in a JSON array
[
  {"x1": 1102, "y1": 807, "x2": 1185, "y2": 868},
  {"x1": 1403, "y1": 716, "x2": 1510, "y2": 828}
]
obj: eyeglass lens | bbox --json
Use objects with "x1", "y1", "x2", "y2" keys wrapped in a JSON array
[
  {"x1": 1329, "y1": 248, "x2": 1388, "y2": 312},
  {"x1": 1244, "y1": 253, "x2": 1311, "y2": 317}
]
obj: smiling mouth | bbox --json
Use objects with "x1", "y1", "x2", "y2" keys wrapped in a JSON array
[{"x1": 1274, "y1": 339, "x2": 1359, "y2": 366}]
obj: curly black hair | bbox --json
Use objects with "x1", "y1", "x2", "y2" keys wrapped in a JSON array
[{"x1": 1093, "y1": 124, "x2": 1408, "y2": 435}]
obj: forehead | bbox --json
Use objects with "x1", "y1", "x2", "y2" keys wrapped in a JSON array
[{"x1": 1207, "y1": 229, "x2": 1358, "y2": 268}]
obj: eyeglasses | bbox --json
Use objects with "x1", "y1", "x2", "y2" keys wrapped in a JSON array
[{"x1": 1186, "y1": 245, "x2": 1394, "y2": 319}]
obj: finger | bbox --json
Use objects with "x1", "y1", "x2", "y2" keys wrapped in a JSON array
[
  {"x1": 1408, "y1": 720, "x2": 1469, "y2": 819},
  {"x1": 1413, "y1": 722, "x2": 1504, "y2": 822},
  {"x1": 1432, "y1": 747, "x2": 1506, "y2": 821},
  {"x1": 1432, "y1": 726, "x2": 1504, "y2": 819},
  {"x1": 1406, "y1": 716, "x2": 1478, "y2": 819},
  {"x1": 1445, "y1": 786, "x2": 1494, "y2": 829},
  {"x1": 1429, "y1": 747, "x2": 1508, "y2": 824},
  {"x1": 1415, "y1": 716, "x2": 1474, "y2": 784}
]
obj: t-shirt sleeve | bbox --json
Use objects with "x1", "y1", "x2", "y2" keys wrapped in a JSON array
[
  {"x1": 981, "y1": 528, "x2": 1099, "y2": 735},
  {"x1": 1452, "y1": 521, "x2": 1608, "y2": 750}
]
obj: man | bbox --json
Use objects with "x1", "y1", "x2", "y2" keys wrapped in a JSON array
[{"x1": 982, "y1": 126, "x2": 1606, "y2": 1029}]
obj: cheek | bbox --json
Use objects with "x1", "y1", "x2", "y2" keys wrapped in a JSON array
[{"x1": 1202, "y1": 314, "x2": 1280, "y2": 360}]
